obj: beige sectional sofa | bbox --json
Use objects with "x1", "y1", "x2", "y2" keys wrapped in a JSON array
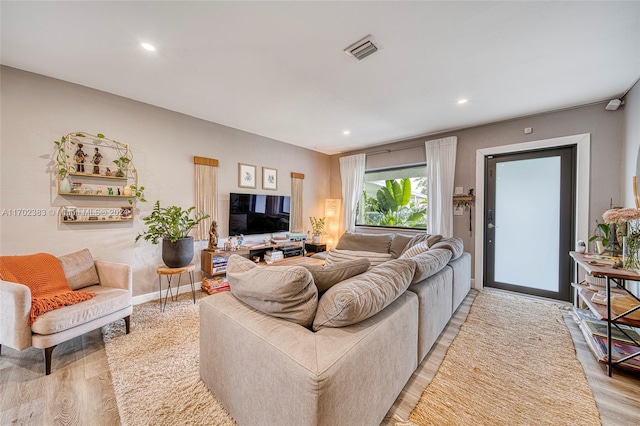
[{"x1": 200, "y1": 232, "x2": 471, "y2": 426}]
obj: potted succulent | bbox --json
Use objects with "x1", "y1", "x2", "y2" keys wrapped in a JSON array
[
  {"x1": 309, "y1": 216, "x2": 327, "y2": 244},
  {"x1": 136, "y1": 201, "x2": 210, "y2": 268}
]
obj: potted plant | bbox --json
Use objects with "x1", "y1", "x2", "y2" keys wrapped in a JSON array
[
  {"x1": 588, "y1": 221, "x2": 610, "y2": 255},
  {"x1": 136, "y1": 201, "x2": 210, "y2": 268},
  {"x1": 309, "y1": 216, "x2": 326, "y2": 244}
]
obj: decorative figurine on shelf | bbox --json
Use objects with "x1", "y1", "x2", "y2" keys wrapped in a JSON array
[
  {"x1": 96, "y1": 186, "x2": 103, "y2": 195},
  {"x1": 236, "y1": 234, "x2": 244, "y2": 248},
  {"x1": 92, "y1": 147, "x2": 103, "y2": 175},
  {"x1": 224, "y1": 236, "x2": 233, "y2": 251},
  {"x1": 208, "y1": 221, "x2": 219, "y2": 250},
  {"x1": 105, "y1": 167, "x2": 113, "y2": 176},
  {"x1": 107, "y1": 187, "x2": 113, "y2": 195},
  {"x1": 84, "y1": 187, "x2": 93, "y2": 195},
  {"x1": 117, "y1": 188, "x2": 121, "y2": 195},
  {"x1": 74, "y1": 143, "x2": 88, "y2": 173}
]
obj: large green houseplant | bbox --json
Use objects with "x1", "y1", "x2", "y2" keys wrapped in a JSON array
[{"x1": 136, "y1": 201, "x2": 209, "y2": 267}]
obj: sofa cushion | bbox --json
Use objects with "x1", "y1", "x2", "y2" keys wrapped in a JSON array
[
  {"x1": 430, "y1": 237, "x2": 465, "y2": 260},
  {"x1": 335, "y1": 232, "x2": 394, "y2": 253},
  {"x1": 401, "y1": 233, "x2": 442, "y2": 256},
  {"x1": 389, "y1": 234, "x2": 413, "y2": 258},
  {"x1": 410, "y1": 248, "x2": 453, "y2": 284},
  {"x1": 313, "y1": 258, "x2": 416, "y2": 331},
  {"x1": 325, "y1": 249, "x2": 392, "y2": 269},
  {"x1": 30, "y1": 285, "x2": 130, "y2": 335},
  {"x1": 226, "y1": 255, "x2": 318, "y2": 327},
  {"x1": 302, "y1": 258, "x2": 370, "y2": 293},
  {"x1": 58, "y1": 248, "x2": 100, "y2": 290},
  {"x1": 399, "y1": 241, "x2": 431, "y2": 259}
]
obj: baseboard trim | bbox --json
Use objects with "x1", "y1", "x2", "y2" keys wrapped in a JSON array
[{"x1": 132, "y1": 280, "x2": 203, "y2": 305}]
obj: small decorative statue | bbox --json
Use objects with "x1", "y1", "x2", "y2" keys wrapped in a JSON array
[
  {"x1": 208, "y1": 221, "x2": 219, "y2": 250},
  {"x1": 105, "y1": 167, "x2": 112, "y2": 176},
  {"x1": 96, "y1": 186, "x2": 103, "y2": 195},
  {"x1": 107, "y1": 187, "x2": 113, "y2": 195},
  {"x1": 92, "y1": 147, "x2": 103, "y2": 175},
  {"x1": 224, "y1": 236, "x2": 233, "y2": 251},
  {"x1": 74, "y1": 143, "x2": 88, "y2": 173}
]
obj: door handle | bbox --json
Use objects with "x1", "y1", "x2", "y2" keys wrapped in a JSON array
[{"x1": 488, "y1": 223, "x2": 496, "y2": 229}]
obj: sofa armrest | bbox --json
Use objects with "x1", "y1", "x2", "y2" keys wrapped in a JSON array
[
  {"x1": 0, "y1": 280, "x2": 33, "y2": 351},
  {"x1": 94, "y1": 260, "x2": 132, "y2": 292}
]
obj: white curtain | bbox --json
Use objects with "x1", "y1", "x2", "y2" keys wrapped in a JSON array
[
  {"x1": 339, "y1": 153, "x2": 366, "y2": 233},
  {"x1": 425, "y1": 136, "x2": 457, "y2": 237},
  {"x1": 291, "y1": 173, "x2": 304, "y2": 233}
]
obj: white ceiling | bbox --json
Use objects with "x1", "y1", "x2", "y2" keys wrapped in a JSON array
[{"x1": 2, "y1": 1, "x2": 639, "y2": 155}]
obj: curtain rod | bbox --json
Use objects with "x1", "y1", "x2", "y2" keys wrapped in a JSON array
[{"x1": 364, "y1": 143, "x2": 425, "y2": 157}]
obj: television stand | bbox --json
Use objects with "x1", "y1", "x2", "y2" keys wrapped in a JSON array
[{"x1": 201, "y1": 240, "x2": 304, "y2": 275}]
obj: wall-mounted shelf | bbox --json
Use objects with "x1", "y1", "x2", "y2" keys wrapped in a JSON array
[{"x1": 60, "y1": 205, "x2": 133, "y2": 224}]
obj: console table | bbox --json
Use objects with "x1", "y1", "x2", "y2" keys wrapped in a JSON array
[{"x1": 570, "y1": 251, "x2": 640, "y2": 376}]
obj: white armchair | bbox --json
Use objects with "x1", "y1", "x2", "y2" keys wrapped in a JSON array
[{"x1": 0, "y1": 249, "x2": 132, "y2": 374}]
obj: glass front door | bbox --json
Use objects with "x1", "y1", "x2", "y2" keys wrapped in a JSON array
[{"x1": 484, "y1": 147, "x2": 575, "y2": 300}]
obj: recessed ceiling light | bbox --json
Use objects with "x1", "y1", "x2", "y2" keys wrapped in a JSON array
[
  {"x1": 343, "y1": 130, "x2": 351, "y2": 135},
  {"x1": 457, "y1": 99, "x2": 468, "y2": 105},
  {"x1": 141, "y1": 42, "x2": 156, "y2": 52}
]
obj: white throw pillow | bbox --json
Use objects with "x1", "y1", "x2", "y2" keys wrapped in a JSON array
[
  {"x1": 325, "y1": 249, "x2": 392, "y2": 269},
  {"x1": 399, "y1": 241, "x2": 430, "y2": 259}
]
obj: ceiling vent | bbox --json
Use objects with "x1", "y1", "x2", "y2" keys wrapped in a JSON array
[{"x1": 344, "y1": 35, "x2": 379, "y2": 61}]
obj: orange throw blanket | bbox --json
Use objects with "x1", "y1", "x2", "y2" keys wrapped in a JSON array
[{"x1": 0, "y1": 253, "x2": 96, "y2": 324}]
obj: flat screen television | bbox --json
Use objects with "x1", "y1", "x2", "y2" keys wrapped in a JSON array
[{"x1": 229, "y1": 193, "x2": 291, "y2": 236}]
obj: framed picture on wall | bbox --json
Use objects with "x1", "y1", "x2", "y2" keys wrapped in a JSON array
[
  {"x1": 238, "y1": 163, "x2": 256, "y2": 188},
  {"x1": 262, "y1": 167, "x2": 277, "y2": 190}
]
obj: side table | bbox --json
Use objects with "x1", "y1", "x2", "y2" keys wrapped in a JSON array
[{"x1": 157, "y1": 263, "x2": 196, "y2": 312}]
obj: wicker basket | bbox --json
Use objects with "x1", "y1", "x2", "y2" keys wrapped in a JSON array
[{"x1": 585, "y1": 273, "x2": 606, "y2": 289}]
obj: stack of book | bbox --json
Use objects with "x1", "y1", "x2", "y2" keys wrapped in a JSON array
[
  {"x1": 211, "y1": 254, "x2": 228, "y2": 274},
  {"x1": 202, "y1": 276, "x2": 230, "y2": 294},
  {"x1": 264, "y1": 250, "x2": 284, "y2": 264},
  {"x1": 573, "y1": 307, "x2": 640, "y2": 371}
]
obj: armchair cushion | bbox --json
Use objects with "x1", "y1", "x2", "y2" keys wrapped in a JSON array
[
  {"x1": 58, "y1": 249, "x2": 100, "y2": 290},
  {"x1": 30, "y1": 285, "x2": 131, "y2": 335}
]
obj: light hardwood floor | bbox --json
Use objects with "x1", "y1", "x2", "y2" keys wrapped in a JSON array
[{"x1": 1, "y1": 290, "x2": 638, "y2": 426}]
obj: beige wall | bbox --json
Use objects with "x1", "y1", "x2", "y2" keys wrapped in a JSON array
[
  {"x1": 0, "y1": 66, "x2": 330, "y2": 297},
  {"x1": 622, "y1": 81, "x2": 640, "y2": 207},
  {"x1": 331, "y1": 103, "x2": 625, "y2": 278}
]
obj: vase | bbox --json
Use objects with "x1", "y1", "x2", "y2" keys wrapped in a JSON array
[
  {"x1": 595, "y1": 240, "x2": 605, "y2": 255},
  {"x1": 59, "y1": 176, "x2": 71, "y2": 193},
  {"x1": 622, "y1": 235, "x2": 640, "y2": 271},
  {"x1": 312, "y1": 235, "x2": 321, "y2": 244}
]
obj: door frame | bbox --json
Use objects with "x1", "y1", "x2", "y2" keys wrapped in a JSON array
[{"x1": 474, "y1": 133, "x2": 591, "y2": 289}]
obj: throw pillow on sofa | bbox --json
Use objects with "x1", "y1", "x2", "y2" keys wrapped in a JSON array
[
  {"x1": 302, "y1": 258, "x2": 370, "y2": 293},
  {"x1": 312, "y1": 258, "x2": 416, "y2": 331},
  {"x1": 398, "y1": 241, "x2": 430, "y2": 259},
  {"x1": 400, "y1": 233, "x2": 442, "y2": 256},
  {"x1": 335, "y1": 232, "x2": 394, "y2": 253},
  {"x1": 325, "y1": 249, "x2": 392, "y2": 269},
  {"x1": 226, "y1": 255, "x2": 318, "y2": 327}
]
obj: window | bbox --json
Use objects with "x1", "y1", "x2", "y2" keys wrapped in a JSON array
[{"x1": 356, "y1": 165, "x2": 427, "y2": 229}]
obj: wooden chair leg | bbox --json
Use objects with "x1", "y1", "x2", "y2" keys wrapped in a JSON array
[
  {"x1": 124, "y1": 315, "x2": 131, "y2": 334},
  {"x1": 44, "y1": 345, "x2": 56, "y2": 375}
]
